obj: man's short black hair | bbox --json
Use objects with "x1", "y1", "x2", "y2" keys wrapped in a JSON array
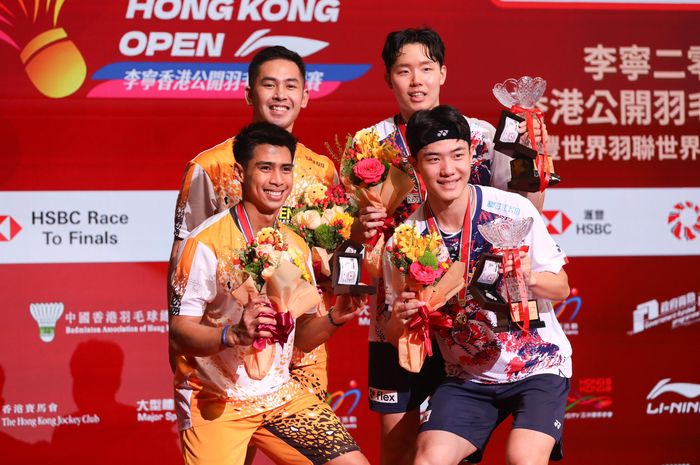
[
  {"x1": 406, "y1": 105, "x2": 471, "y2": 156},
  {"x1": 233, "y1": 122, "x2": 297, "y2": 168},
  {"x1": 382, "y1": 27, "x2": 445, "y2": 72},
  {"x1": 248, "y1": 46, "x2": 306, "y2": 85}
]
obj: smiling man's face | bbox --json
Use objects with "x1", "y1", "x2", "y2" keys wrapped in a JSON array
[{"x1": 246, "y1": 58, "x2": 309, "y2": 132}]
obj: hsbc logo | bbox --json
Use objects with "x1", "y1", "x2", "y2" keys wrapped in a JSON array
[
  {"x1": 541, "y1": 210, "x2": 572, "y2": 235},
  {"x1": 0, "y1": 215, "x2": 22, "y2": 241}
]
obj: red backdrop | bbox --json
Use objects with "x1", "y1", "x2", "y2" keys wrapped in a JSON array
[{"x1": 1, "y1": 1, "x2": 698, "y2": 464}]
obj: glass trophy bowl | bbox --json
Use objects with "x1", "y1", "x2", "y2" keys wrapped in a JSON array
[{"x1": 471, "y1": 217, "x2": 544, "y2": 332}]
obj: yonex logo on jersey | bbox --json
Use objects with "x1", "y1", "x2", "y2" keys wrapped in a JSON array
[
  {"x1": 368, "y1": 387, "x2": 398, "y2": 403},
  {"x1": 554, "y1": 419, "x2": 562, "y2": 430}
]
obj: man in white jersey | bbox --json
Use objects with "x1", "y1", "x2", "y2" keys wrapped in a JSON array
[
  {"x1": 352, "y1": 27, "x2": 548, "y2": 465},
  {"x1": 389, "y1": 105, "x2": 571, "y2": 465}
]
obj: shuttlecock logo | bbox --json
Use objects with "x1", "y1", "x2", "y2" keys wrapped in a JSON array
[
  {"x1": 0, "y1": 0, "x2": 86, "y2": 98},
  {"x1": 29, "y1": 302, "x2": 64, "y2": 343}
]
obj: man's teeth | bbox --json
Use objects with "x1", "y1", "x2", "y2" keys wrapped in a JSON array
[
  {"x1": 265, "y1": 190, "x2": 283, "y2": 197},
  {"x1": 270, "y1": 105, "x2": 288, "y2": 111}
]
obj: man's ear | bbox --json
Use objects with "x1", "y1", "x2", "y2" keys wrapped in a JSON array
[
  {"x1": 384, "y1": 72, "x2": 393, "y2": 89},
  {"x1": 244, "y1": 86, "x2": 253, "y2": 106},
  {"x1": 234, "y1": 162, "x2": 245, "y2": 182}
]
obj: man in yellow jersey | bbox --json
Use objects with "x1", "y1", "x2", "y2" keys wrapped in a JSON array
[
  {"x1": 170, "y1": 122, "x2": 369, "y2": 465},
  {"x1": 170, "y1": 46, "x2": 337, "y2": 406}
]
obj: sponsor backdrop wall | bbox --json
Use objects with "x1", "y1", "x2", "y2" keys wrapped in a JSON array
[{"x1": 1, "y1": 1, "x2": 698, "y2": 464}]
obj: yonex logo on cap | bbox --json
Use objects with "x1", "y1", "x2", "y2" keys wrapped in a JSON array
[{"x1": 436, "y1": 129, "x2": 448, "y2": 137}]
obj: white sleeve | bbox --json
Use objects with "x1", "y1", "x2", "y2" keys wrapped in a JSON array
[
  {"x1": 175, "y1": 163, "x2": 218, "y2": 239},
  {"x1": 521, "y1": 200, "x2": 567, "y2": 274},
  {"x1": 176, "y1": 240, "x2": 219, "y2": 317}
]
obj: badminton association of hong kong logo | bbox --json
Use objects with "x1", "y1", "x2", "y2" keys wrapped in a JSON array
[{"x1": 667, "y1": 201, "x2": 700, "y2": 241}]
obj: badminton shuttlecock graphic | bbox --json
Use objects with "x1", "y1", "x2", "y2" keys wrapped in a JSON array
[
  {"x1": 30, "y1": 302, "x2": 64, "y2": 343},
  {"x1": 0, "y1": 0, "x2": 86, "y2": 98}
]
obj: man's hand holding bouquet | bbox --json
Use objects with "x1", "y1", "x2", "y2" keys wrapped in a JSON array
[
  {"x1": 385, "y1": 223, "x2": 466, "y2": 373},
  {"x1": 221, "y1": 227, "x2": 321, "y2": 380}
]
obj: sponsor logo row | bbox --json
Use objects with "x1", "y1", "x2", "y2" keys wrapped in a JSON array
[{"x1": 1, "y1": 189, "x2": 698, "y2": 263}]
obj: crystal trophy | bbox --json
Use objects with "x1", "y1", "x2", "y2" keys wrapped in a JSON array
[
  {"x1": 492, "y1": 76, "x2": 561, "y2": 192},
  {"x1": 470, "y1": 217, "x2": 545, "y2": 332}
]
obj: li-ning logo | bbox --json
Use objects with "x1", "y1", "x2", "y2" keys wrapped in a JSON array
[
  {"x1": 646, "y1": 379, "x2": 700, "y2": 415},
  {"x1": 235, "y1": 29, "x2": 328, "y2": 58},
  {"x1": 667, "y1": 201, "x2": 700, "y2": 241},
  {"x1": 436, "y1": 130, "x2": 448, "y2": 137}
]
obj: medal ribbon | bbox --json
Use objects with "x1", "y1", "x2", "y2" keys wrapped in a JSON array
[
  {"x1": 231, "y1": 202, "x2": 256, "y2": 244},
  {"x1": 424, "y1": 186, "x2": 473, "y2": 304},
  {"x1": 510, "y1": 105, "x2": 551, "y2": 192},
  {"x1": 395, "y1": 115, "x2": 427, "y2": 202}
]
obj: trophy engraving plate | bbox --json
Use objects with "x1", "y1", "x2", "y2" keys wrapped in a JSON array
[{"x1": 331, "y1": 240, "x2": 376, "y2": 295}]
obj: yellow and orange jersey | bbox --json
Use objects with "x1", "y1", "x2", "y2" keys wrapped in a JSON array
[
  {"x1": 174, "y1": 137, "x2": 338, "y2": 239},
  {"x1": 170, "y1": 211, "x2": 316, "y2": 430}
]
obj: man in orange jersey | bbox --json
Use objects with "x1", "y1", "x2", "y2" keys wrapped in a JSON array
[
  {"x1": 170, "y1": 122, "x2": 369, "y2": 465},
  {"x1": 170, "y1": 46, "x2": 338, "y2": 403}
]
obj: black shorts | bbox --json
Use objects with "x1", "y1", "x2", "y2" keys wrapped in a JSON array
[
  {"x1": 421, "y1": 374, "x2": 570, "y2": 462},
  {"x1": 367, "y1": 340, "x2": 446, "y2": 413}
]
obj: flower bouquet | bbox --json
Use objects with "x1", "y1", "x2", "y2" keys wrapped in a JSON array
[
  {"x1": 288, "y1": 183, "x2": 356, "y2": 281},
  {"x1": 223, "y1": 227, "x2": 321, "y2": 380},
  {"x1": 340, "y1": 128, "x2": 415, "y2": 277},
  {"x1": 386, "y1": 223, "x2": 466, "y2": 373}
]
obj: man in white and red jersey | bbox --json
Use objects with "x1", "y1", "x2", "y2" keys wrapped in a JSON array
[
  {"x1": 391, "y1": 105, "x2": 570, "y2": 465},
  {"x1": 352, "y1": 28, "x2": 548, "y2": 465}
]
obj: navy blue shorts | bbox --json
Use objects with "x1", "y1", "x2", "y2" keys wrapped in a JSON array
[
  {"x1": 367, "y1": 341, "x2": 446, "y2": 413},
  {"x1": 420, "y1": 374, "x2": 570, "y2": 462}
]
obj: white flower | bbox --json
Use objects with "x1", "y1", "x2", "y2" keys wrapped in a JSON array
[{"x1": 294, "y1": 210, "x2": 322, "y2": 230}]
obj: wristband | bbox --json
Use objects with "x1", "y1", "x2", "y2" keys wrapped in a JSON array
[
  {"x1": 221, "y1": 324, "x2": 231, "y2": 347},
  {"x1": 327, "y1": 307, "x2": 344, "y2": 327}
]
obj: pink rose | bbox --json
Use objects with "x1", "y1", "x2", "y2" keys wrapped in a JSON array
[
  {"x1": 353, "y1": 158, "x2": 385, "y2": 185},
  {"x1": 408, "y1": 262, "x2": 439, "y2": 286}
]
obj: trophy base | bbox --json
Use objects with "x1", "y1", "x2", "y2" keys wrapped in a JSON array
[
  {"x1": 492, "y1": 299, "x2": 545, "y2": 332},
  {"x1": 333, "y1": 284, "x2": 377, "y2": 296},
  {"x1": 492, "y1": 319, "x2": 547, "y2": 333},
  {"x1": 508, "y1": 158, "x2": 561, "y2": 192},
  {"x1": 494, "y1": 110, "x2": 539, "y2": 159}
]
